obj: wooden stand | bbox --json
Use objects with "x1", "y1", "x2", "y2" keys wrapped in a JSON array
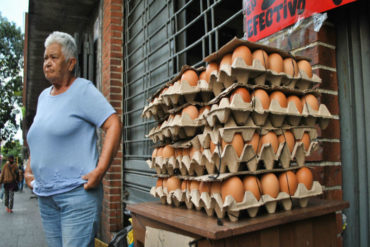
[{"x1": 127, "y1": 199, "x2": 348, "y2": 247}]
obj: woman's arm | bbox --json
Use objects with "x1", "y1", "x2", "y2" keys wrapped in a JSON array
[
  {"x1": 82, "y1": 113, "x2": 122, "y2": 190},
  {"x1": 25, "y1": 158, "x2": 34, "y2": 189}
]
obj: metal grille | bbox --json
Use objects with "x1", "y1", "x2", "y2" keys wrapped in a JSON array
[{"x1": 123, "y1": 0, "x2": 244, "y2": 204}]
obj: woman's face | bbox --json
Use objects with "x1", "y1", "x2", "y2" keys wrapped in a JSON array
[{"x1": 43, "y1": 43, "x2": 71, "y2": 84}]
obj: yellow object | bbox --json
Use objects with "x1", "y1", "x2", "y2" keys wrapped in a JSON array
[
  {"x1": 94, "y1": 238, "x2": 108, "y2": 247},
  {"x1": 127, "y1": 218, "x2": 134, "y2": 247}
]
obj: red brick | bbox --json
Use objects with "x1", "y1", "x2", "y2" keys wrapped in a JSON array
[
  {"x1": 294, "y1": 45, "x2": 336, "y2": 68},
  {"x1": 337, "y1": 236, "x2": 343, "y2": 247},
  {"x1": 311, "y1": 166, "x2": 324, "y2": 185},
  {"x1": 336, "y1": 212, "x2": 343, "y2": 235},
  {"x1": 322, "y1": 141, "x2": 341, "y2": 162},
  {"x1": 321, "y1": 119, "x2": 340, "y2": 139},
  {"x1": 324, "y1": 189, "x2": 343, "y2": 200},
  {"x1": 320, "y1": 93, "x2": 339, "y2": 115},
  {"x1": 316, "y1": 69, "x2": 338, "y2": 91},
  {"x1": 324, "y1": 165, "x2": 342, "y2": 187}
]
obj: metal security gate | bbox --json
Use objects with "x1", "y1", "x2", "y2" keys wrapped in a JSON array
[{"x1": 123, "y1": 0, "x2": 244, "y2": 204}]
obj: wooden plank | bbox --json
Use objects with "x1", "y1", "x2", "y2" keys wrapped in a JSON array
[{"x1": 127, "y1": 199, "x2": 349, "y2": 240}]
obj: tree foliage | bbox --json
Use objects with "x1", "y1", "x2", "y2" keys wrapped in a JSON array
[
  {"x1": 0, "y1": 13, "x2": 24, "y2": 144},
  {"x1": 1, "y1": 139, "x2": 23, "y2": 166}
]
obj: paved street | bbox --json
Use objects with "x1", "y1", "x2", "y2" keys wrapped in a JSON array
[{"x1": 0, "y1": 187, "x2": 47, "y2": 247}]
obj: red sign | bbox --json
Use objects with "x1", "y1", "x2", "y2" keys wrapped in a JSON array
[{"x1": 244, "y1": 0, "x2": 357, "y2": 41}]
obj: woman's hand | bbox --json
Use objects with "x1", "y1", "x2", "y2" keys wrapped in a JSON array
[
  {"x1": 82, "y1": 168, "x2": 104, "y2": 190},
  {"x1": 25, "y1": 158, "x2": 35, "y2": 189}
]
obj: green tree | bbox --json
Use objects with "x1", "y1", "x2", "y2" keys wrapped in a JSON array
[
  {"x1": 1, "y1": 139, "x2": 23, "y2": 167},
  {"x1": 0, "y1": 13, "x2": 24, "y2": 146}
]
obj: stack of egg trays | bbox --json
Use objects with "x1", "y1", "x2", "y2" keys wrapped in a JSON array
[{"x1": 150, "y1": 170, "x2": 323, "y2": 222}]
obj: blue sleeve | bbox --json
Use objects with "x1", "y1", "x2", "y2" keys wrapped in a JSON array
[{"x1": 78, "y1": 82, "x2": 116, "y2": 128}]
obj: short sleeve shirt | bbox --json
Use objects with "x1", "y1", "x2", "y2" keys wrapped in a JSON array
[{"x1": 27, "y1": 78, "x2": 116, "y2": 196}]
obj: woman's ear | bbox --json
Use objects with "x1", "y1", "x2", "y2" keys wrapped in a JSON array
[{"x1": 68, "y1": 57, "x2": 77, "y2": 72}]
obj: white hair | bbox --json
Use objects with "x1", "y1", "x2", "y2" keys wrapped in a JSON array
[{"x1": 44, "y1": 31, "x2": 77, "y2": 61}]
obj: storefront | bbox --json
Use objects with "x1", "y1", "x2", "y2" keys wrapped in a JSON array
[{"x1": 23, "y1": 0, "x2": 369, "y2": 245}]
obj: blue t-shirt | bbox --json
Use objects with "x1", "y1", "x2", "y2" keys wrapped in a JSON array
[{"x1": 27, "y1": 78, "x2": 116, "y2": 196}]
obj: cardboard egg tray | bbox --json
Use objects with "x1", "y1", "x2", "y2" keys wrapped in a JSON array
[
  {"x1": 205, "y1": 37, "x2": 321, "y2": 97},
  {"x1": 147, "y1": 112, "x2": 206, "y2": 143},
  {"x1": 150, "y1": 181, "x2": 323, "y2": 222},
  {"x1": 142, "y1": 96, "x2": 169, "y2": 121},
  {"x1": 205, "y1": 85, "x2": 333, "y2": 129}
]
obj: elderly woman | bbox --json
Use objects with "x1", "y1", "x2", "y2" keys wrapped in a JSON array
[{"x1": 25, "y1": 31, "x2": 121, "y2": 247}]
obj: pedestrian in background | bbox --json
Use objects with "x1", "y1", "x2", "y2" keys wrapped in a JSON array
[
  {"x1": 18, "y1": 164, "x2": 24, "y2": 192},
  {"x1": 0, "y1": 155, "x2": 19, "y2": 213},
  {"x1": 25, "y1": 31, "x2": 121, "y2": 247}
]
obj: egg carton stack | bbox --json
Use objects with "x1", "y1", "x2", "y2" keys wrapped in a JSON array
[{"x1": 143, "y1": 37, "x2": 332, "y2": 221}]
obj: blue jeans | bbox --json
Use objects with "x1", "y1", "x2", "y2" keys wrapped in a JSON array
[{"x1": 38, "y1": 185, "x2": 103, "y2": 247}]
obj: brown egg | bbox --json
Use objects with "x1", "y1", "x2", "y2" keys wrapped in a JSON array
[
  {"x1": 232, "y1": 45, "x2": 252, "y2": 66},
  {"x1": 205, "y1": 63, "x2": 219, "y2": 82},
  {"x1": 270, "y1": 91, "x2": 287, "y2": 108},
  {"x1": 247, "y1": 132, "x2": 260, "y2": 153},
  {"x1": 183, "y1": 148, "x2": 190, "y2": 157},
  {"x1": 279, "y1": 171, "x2": 298, "y2": 195},
  {"x1": 181, "y1": 180, "x2": 188, "y2": 191},
  {"x1": 243, "y1": 176, "x2": 262, "y2": 200},
  {"x1": 209, "y1": 141, "x2": 216, "y2": 153},
  {"x1": 299, "y1": 132, "x2": 311, "y2": 151},
  {"x1": 199, "y1": 181, "x2": 211, "y2": 194},
  {"x1": 162, "y1": 145, "x2": 175, "y2": 158},
  {"x1": 174, "y1": 148, "x2": 183, "y2": 157},
  {"x1": 199, "y1": 71, "x2": 207, "y2": 81},
  {"x1": 283, "y1": 58, "x2": 299, "y2": 77},
  {"x1": 181, "y1": 70, "x2": 198, "y2": 86},
  {"x1": 268, "y1": 53, "x2": 284, "y2": 73},
  {"x1": 199, "y1": 105, "x2": 211, "y2": 115},
  {"x1": 261, "y1": 173, "x2": 280, "y2": 198},
  {"x1": 152, "y1": 148, "x2": 158, "y2": 159},
  {"x1": 258, "y1": 131, "x2": 279, "y2": 153},
  {"x1": 296, "y1": 167, "x2": 313, "y2": 190},
  {"x1": 220, "y1": 53, "x2": 232, "y2": 67},
  {"x1": 252, "y1": 89, "x2": 270, "y2": 109},
  {"x1": 210, "y1": 181, "x2": 222, "y2": 194},
  {"x1": 181, "y1": 105, "x2": 199, "y2": 119},
  {"x1": 156, "y1": 178, "x2": 163, "y2": 188},
  {"x1": 252, "y1": 49, "x2": 269, "y2": 68},
  {"x1": 221, "y1": 139, "x2": 228, "y2": 152},
  {"x1": 163, "y1": 178, "x2": 168, "y2": 188},
  {"x1": 221, "y1": 176, "x2": 244, "y2": 202},
  {"x1": 298, "y1": 60, "x2": 313, "y2": 78},
  {"x1": 189, "y1": 145, "x2": 198, "y2": 159},
  {"x1": 231, "y1": 133, "x2": 244, "y2": 157},
  {"x1": 157, "y1": 147, "x2": 164, "y2": 158},
  {"x1": 230, "y1": 87, "x2": 251, "y2": 103},
  {"x1": 189, "y1": 180, "x2": 200, "y2": 191},
  {"x1": 287, "y1": 95, "x2": 303, "y2": 113},
  {"x1": 278, "y1": 131, "x2": 295, "y2": 153},
  {"x1": 167, "y1": 176, "x2": 181, "y2": 192},
  {"x1": 302, "y1": 94, "x2": 319, "y2": 111}
]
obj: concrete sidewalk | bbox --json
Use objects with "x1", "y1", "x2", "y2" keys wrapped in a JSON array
[{"x1": 0, "y1": 188, "x2": 47, "y2": 247}]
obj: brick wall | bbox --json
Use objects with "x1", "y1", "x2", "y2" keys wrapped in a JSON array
[
  {"x1": 101, "y1": 0, "x2": 124, "y2": 243},
  {"x1": 260, "y1": 18, "x2": 343, "y2": 246}
]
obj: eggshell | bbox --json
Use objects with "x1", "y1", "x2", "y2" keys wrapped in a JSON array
[
  {"x1": 157, "y1": 147, "x2": 164, "y2": 157},
  {"x1": 181, "y1": 105, "x2": 199, "y2": 119},
  {"x1": 189, "y1": 180, "x2": 200, "y2": 191},
  {"x1": 210, "y1": 141, "x2": 217, "y2": 153},
  {"x1": 270, "y1": 91, "x2": 287, "y2": 108},
  {"x1": 283, "y1": 58, "x2": 299, "y2": 77},
  {"x1": 299, "y1": 132, "x2": 311, "y2": 151},
  {"x1": 174, "y1": 148, "x2": 183, "y2": 157},
  {"x1": 247, "y1": 132, "x2": 260, "y2": 153},
  {"x1": 163, "y1": 178, "x2": 168, "y2": 188},
  {"x1": 232, "y1": 45, "x2": 252, "y2": 66},
  {"x1": 261, "y1": 173, "x2": 280, "y2": 198},
  {"x1": 181, "y1": 70, "x2": 198, "y2": 86},
  {"x1": 210, "y1": 181, "x2": 222, "y2": 194},
  {"x1": 243, "y1": 176, "x2": 262, "y2": 200},
  {"x1": 163, "y1": 145, "x2": 175, "y2": 158},
  {"x1": 258, "y1": 131, "x2": 279, "y2": 153},
  {"x1": 221, "y1": 176, "x2": 244, "y2": 202},
  {"x1": 230, "y1": 87, "x2": 251, "y2": 103},
  {"x1": 199, "y1": 105, "x2": 211, "y2": 115},
  {"x1": 205, "y1": 63, "x2": 219, "y2": 82},
  {"x1": 232, "y1": 133, "x2": 244, "y2": 157},
  {"x1": 252, "y1": 89, "x2": 270, "y2": 109},
  {"x1": 183, "y1": 148, "x2": 190, "y2": 157},
  {"x1": 287, "y1": 95, "x2": 303, "y2": 113},
  {"x1": 152, "y1": 148, "x2": 158, "y2": 158},
  {"x1": 220, "y1": 53, "x2": 232, "y2": 67},
  {"x1": 268, "y1": 53, "x2": 284, "y2": 73},
  {"x1": 296, "y1": 167, "x2": 313, "y2": 190},
  {"x1": 302, "y1": 94, "x2": 319, "y2": 111},
  {"x1": 278, "y1": 131, "x2": 295, "y2": 153},
  {"x1": 199, "y1": 181, "x2": 211, "y2": 194},
  {"x1": 252, "y1": 49, "x2": 269, "y2": 68},
  {"x1": 298, "y1": 60, "x2": 312, "y2": 78},
  {"x1": 199, "y1": 71, "x2": 206, "y2": 81},
  {"x1": 279, "y1": 171, "x2": 298, "y2": 195},
  {"x1": 156, "y1": 178, "x2": 163, "y2": 188},
  {"x1": 189, "y1": 145, "x2": 198, "y2": 159},
  {"x1": 167, "y1": 176, "x2": 181, "y2": 192},
  {"x1": 181, "y1": 180, "x2": 188, "y2": 191}
]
